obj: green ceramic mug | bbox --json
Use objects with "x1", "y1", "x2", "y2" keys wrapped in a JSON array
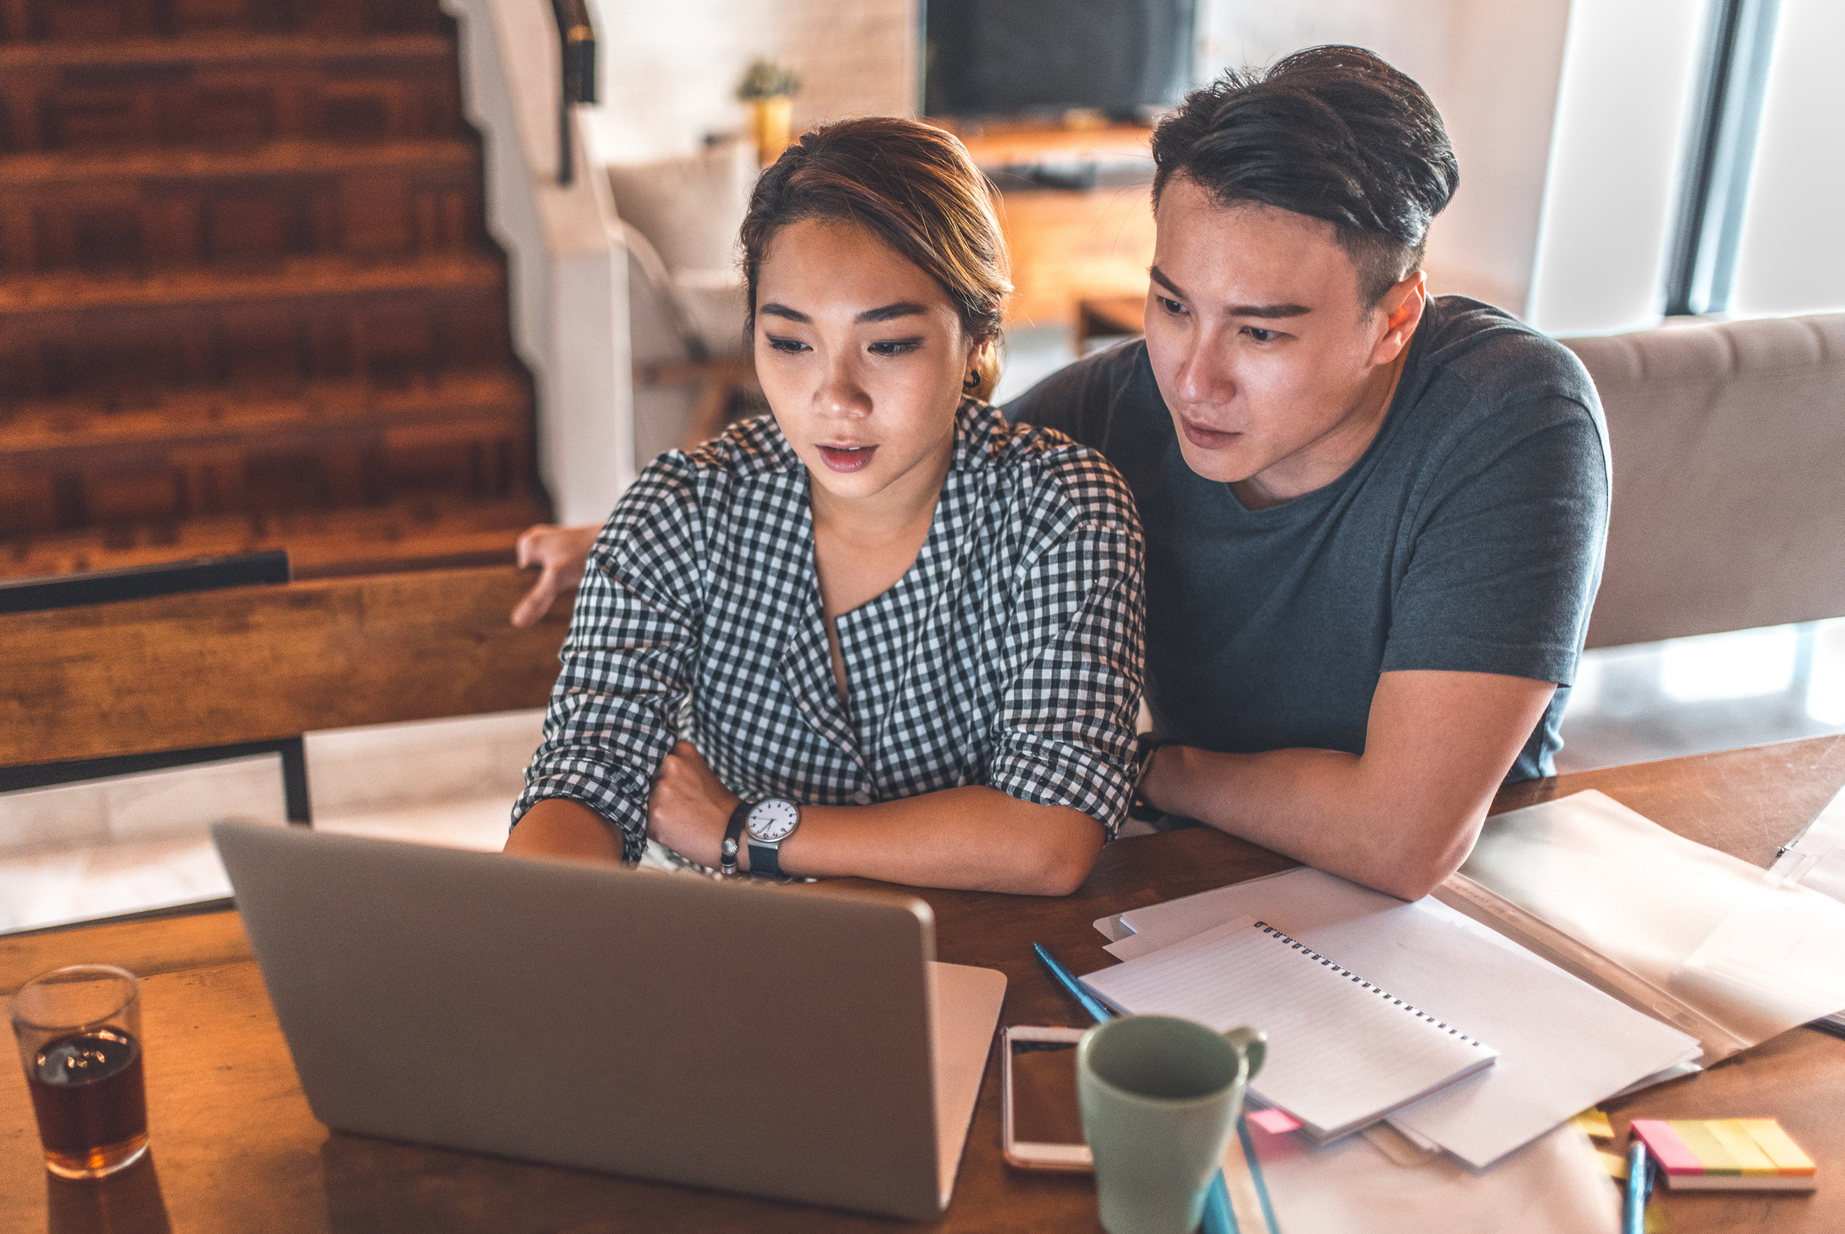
[{"x1": 1077, "y1": 1015, "x2": 1267, "y2": 1234}]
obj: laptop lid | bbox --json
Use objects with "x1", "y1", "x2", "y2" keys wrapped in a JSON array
[{"x1": 212, "y1": 821, "x2": 1004, "y2": 1220}]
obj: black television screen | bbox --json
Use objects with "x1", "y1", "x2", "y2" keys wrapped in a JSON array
[{"x1": 925, "y1": 0, "x2": 1196, "y2": 120}]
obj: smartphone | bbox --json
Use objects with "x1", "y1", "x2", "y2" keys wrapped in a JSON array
[{"x1": 1001, "y1": 1025, "x2": 1093, "y2": 1171}]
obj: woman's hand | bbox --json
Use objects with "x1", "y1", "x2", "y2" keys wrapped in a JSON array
[
  {"x1": 647, "y1": 741, "x2": 741, "y2": 867},
  {"x1": 510, "y1": 523, "x2": 601, "y2": 627}
]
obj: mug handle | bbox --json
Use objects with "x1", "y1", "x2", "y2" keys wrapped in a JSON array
[{"x1": 1223, "y1": 1025, "x2": 1267, "y2": 1080}]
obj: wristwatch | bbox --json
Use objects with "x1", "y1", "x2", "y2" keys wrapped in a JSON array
[
  {"x1": 720, "y1": 801, "x2": 751, "y2": 875},
  {"x1": 742, "y1": 798, "x2": 802, "y2": 878}
]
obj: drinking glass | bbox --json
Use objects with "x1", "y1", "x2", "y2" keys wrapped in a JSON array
[{"x1": 10, "y1": 965, "x2": 148, "y2": 1179}]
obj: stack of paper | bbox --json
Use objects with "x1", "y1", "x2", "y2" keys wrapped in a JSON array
[
  {"x1": 1092, "y1": 866, "x2": 1701, "y2": 1168},
  {"x1": 1629, "y1": 1118, "x2": 1817, "y2": 1191}
]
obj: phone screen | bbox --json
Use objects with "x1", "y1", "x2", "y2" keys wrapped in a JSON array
[{"x1": 1009, "y1": 1037, "x2": 1084, "y2": 1146}]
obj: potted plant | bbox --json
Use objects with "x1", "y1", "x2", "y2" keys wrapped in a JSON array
[{"x1": 736, "y1": 59, "x2": 801, "y2": 166}]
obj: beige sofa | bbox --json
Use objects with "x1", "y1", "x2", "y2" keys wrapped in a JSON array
[{"x1": 1562, "y1": 312, "x2": 1845, "y2": 650}]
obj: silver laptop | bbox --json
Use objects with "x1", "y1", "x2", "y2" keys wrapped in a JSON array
[{"x1": 212, "y1": 821, "x2": 1006, "y2": 1220}]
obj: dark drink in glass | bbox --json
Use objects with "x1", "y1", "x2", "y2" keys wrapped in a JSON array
[
  {"x1": 9, "y1": 964, "x2": 149, "y2": 1179},
  {"x1": 27, "y1": 1027, "x2": 148, "y2": 1178}
]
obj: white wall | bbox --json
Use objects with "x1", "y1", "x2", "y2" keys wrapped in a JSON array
[
  {"x1": 580, "y1": 0, "x2": 918, "y2": 165},
  {"x1": 1198, "y1": 0, "x2": 1573, "y2": 319}
]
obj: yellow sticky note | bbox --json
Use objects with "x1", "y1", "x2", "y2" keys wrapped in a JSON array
[
  {"x1": 1669, "y1": 1119, "x2": 1740, "y2": 1174},
  {"x1": 1645, "y1": 1198, "x2": 1669, "y2": 1233},
  {"x1": 1597, "y1": 1149, "x2": 1628, "y2": 1179},
  {"x1": 1704, "y1": 1120, "x2": 1778, "y2": 1177},
  {"x1": 1572, "y1": 1107, "x2": 1615, "y2": 1139},
  {"x1": 1738, "y1": 1119, "x2": 1816, "y2": 1176}
]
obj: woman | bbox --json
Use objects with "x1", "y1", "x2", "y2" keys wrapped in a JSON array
[{"x1": 505, "y1": 118, "x2": 1143, "y2": 895}]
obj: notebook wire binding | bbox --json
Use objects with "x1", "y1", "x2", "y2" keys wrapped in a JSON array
[{"x1": 1252, "y1": 921, "x2": 1492, "y2": 1051}]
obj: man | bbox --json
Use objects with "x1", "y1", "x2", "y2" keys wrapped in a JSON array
[
  {"x1": 513, "y1": 46, "x2": 1608, "y2": 901},
  {"x1": 1004, "y1": 47, "x2": 1607, "y2": 899}
]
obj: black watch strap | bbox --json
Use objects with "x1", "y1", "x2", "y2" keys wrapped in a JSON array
[
  {"x1": 721, "y1": 801, "x2": 751, "y2": 875},
  {"x1": 747, "y1": 838, "x2": 782, "y2": 878}
]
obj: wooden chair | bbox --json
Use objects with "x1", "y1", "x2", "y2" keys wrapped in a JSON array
[{"x1": 0, "y1": 565, "x2": 570, "y2": 831}]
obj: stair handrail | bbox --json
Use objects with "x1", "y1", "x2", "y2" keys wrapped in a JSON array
[{"x1": 549, "y1": 0, "x2": 597, "y2": 185}]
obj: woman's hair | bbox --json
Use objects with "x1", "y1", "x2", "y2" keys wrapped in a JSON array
[{"x1": 740, "y1": 117, "x2": 1011, "y2": 400}]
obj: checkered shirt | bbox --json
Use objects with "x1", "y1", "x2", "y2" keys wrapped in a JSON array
[{"x1": 512, "y1": 399, "x2": 1146, "y2": 863}]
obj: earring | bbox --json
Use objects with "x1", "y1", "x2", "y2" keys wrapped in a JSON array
[{"x1": 963, "y1": 370, "x2": 979, "y2": 392}]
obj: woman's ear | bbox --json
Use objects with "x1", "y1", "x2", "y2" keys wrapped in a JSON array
[{"x1": 968, "y1": 333, "x2": 1004, "y2": 402}]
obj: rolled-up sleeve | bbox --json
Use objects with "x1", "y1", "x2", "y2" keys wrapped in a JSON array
[
  {"x1": 510, "y1": 456, "x2": 707, "y2": 861},
  {"x1": 987, "y1": 458, "x2": 1146, "y2": 838}
]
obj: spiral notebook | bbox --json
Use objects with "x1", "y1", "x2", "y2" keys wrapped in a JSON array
[{"x1": 1080, "y1": 916, "x2": 1498, "y2": 1141}]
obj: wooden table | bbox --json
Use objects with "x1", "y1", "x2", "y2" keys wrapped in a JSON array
[{"x1": 5, "y1": 735, "x2": 1843, "y2": 1232}]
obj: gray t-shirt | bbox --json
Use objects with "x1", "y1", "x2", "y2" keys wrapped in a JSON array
[{"x1": 1005, "y1": 296, "x2": 1610, "y2": 780}]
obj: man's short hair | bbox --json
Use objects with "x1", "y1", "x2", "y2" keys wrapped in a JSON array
[{"x1": 1151, "y1": 46, "x2": 1459, "y2": 308}]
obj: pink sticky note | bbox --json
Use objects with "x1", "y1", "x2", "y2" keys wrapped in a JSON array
[
  {"x1": 1628, "y1": 1119, "x2": 1703, "y2": 1175},
  {"x1": 1248, "y1": 1108, "x2": 1302, "y2": 1135}
]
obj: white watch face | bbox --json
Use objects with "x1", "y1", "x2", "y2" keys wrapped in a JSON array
[{"x1": 746, "y1": 799, "x2": 800, "y2": 843}]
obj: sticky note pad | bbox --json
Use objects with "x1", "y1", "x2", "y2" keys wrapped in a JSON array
[{"x1": 1629, "y1": 1118, "x2": 1817, "y2": 1191}]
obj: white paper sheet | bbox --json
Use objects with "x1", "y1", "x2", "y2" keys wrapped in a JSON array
[{"x1": 1092, "y1": 866, "x2": 1699, "y2": 1168}]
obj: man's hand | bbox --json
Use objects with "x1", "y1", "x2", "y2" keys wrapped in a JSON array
[
  {"x1": 647, "y1": 741, "x2": 741, "y2": 868},
  {"x1": 510, "y1": 523, "x2": 601, "y2": 627},
  {"x1": 1143, "y1": 670, "x2": 1555, "y2": 901}
]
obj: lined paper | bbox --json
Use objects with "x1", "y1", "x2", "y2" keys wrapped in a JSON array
[{"x1": 1082, "y1": 916, "x2": 1497, "y2": 1140}]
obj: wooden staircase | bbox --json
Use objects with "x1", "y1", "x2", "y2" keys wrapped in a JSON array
[{"x1": 0, "y1": 0, "x2": 551, "y2": 581}]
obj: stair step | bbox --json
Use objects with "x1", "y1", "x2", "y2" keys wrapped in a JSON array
[
  {"x1": 0, "y1": 495, "x2": 553, "y2": 581},
  {"x1": 2, "y1": 0, "x2": 446, "y2": 44},
  {"x1": 1, "y1": 256, "x2": 518, "y2": 404},
  {"x1": 0, "y1": 33, "x2": 462, "y2": 154},
  {"x1": 0, "y1": 136, "x2": 475, "y2": 186},
  {"x1": 2, "y1": 140, "x2": 485, "y2": 277},
  {"x1": 2, "y1": 373, "x2": 529, "y2": 457},
  {"x1": 1, "y1": 375, "x2": 535, "y2": 529},
  {"x1": 0, "y1": 30, "x2": 451, "y2": 67},
  {"x1": 0, "y1": 252, "x2": 501, "y2": 315}
]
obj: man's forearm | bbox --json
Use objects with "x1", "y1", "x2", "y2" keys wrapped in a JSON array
[
  {"x1": 1145, "y1": 744, "x2": 1483, "y2": 900},
  {"x1": 1142, "y1": 670, "x2": 1557, "y2": 901}
]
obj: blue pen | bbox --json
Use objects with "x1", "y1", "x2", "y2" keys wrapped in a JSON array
[
  {"x1": 1033, "y1": 943, "x2": 1280, "y2": 1234},
  {"x1": 1033, "y1": 942, "x2": 1116, "y2": 1024},
  {"x1": 1623, "y1": 1139, "x2": 1651, "y2": 1234}
]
